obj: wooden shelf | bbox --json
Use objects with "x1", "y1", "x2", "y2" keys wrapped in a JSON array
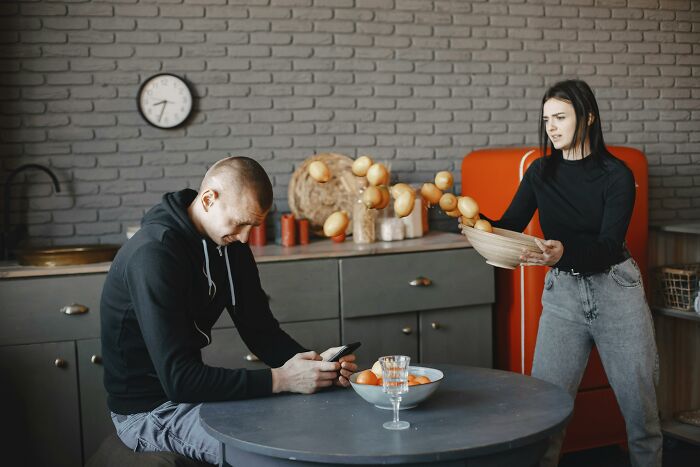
[
  {"x1": 652, "y1": 307, "x2": 700, "y2": 323},
  {"x1": 661, "y1": 419, "x2": 700, "y2": 446}
]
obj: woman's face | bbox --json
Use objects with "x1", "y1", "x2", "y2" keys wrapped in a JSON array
[{"x1": 542, "y1": 98, "x2": 578, "y2": 152}]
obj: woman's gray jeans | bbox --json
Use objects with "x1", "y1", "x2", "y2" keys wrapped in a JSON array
[{"x1": 533, "y1": 258, "x2": 662, "y2": 467}]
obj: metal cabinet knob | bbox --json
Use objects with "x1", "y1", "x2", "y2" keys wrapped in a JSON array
[
  {"x1": 402, "y1": 327, "x2": 413, "y2": 335},
  {"x1": 409, "y1": 277, "x2": 432, "y2": 287},
  {"x1": 245, "y1": 353, "x2": 260, "y2": 362},
  {"x1": 91, "y1": 355, "x2": 102, "y2": 365},
  {"x1": 60, "y1": 303, "x2": 89, "y2": 315},
  {"x1": 431, "y1": 322, "x2": 440, "y2": 330},
  {"x1": 54, "y1": 358, "x2": 67, "y2": 368}
]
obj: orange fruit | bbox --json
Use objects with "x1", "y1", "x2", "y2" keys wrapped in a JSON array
[
  {"x1": 408, "y1": 380, "x2": 420, "y2": 386},
  {"x1": 376, "y1": 377, "x2": 383, "y2": 386},
  {"x1": 407, "y1": 374, "x2": 416, "y2": 382},
  {"x1": 414, "y1": 375, "x2": 431, "y2": 385},
  {"x1": 356, "y1": 369, "x2": 378, "y2": 385}
]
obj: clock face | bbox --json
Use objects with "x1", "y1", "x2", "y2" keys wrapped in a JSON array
[{"x1": 138, "y1": 74, "x2": 193, "y2": 129}]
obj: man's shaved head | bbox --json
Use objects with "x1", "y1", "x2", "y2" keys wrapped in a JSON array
[{"x1": 200, "y1": 156, "x2": 273, "y2": 212}]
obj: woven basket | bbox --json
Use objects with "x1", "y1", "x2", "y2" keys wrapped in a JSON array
[
  {"x1": 658, "y1": 263, "x2": 700, "y2": 311},
  {"x1": 288, "y1": 153, "x2": 368, "y2": 237}
]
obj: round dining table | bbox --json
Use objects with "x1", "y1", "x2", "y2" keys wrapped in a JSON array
[{"x1": 200, "y1": 364, "x2": 573, "y2": 466}]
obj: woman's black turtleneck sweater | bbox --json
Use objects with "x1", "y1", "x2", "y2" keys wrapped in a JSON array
[{"x1": 485, "y1": 153, "x2": 636, "y2": 274}]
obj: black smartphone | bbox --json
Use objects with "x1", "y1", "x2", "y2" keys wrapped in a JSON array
[{"x1": 326, "y1": 342, "x2": 361, "y2": 362}]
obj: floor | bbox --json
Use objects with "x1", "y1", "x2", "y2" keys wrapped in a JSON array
[{"x1": 558, "y1": 438, "x2": 700, "y2": 467}]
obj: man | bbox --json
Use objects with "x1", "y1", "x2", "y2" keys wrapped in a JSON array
[{"x1": 100, "y1": 156, "x2": 357, "y2": 465}]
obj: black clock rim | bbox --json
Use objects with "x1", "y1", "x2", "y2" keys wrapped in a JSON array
[{"x1": 137, "y1": 73, "x2": 194, "y2": 130}]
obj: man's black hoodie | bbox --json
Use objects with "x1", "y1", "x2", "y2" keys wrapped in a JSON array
[{"x1": 101, "y1": 189, "x2": 306, "y2": 415}]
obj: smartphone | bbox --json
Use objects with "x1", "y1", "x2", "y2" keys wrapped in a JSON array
[{"x1": 326, "y1": 342, "x2": 361, "y2": 362}]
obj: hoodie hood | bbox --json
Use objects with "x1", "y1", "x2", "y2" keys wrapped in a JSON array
[{"x1": 141, "y1": 189, "x2": 236, "y2": 307}]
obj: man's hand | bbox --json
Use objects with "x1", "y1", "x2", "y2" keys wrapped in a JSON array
[
  {"x1": 520, "y1": 238, "x2": 564, "y2": 267},
  {"x1": 270, "y1": 351, "x2": 340, "y2": 394},
  {"x1": 320, "y1": 346, "x2": 358, "y2": 388}
]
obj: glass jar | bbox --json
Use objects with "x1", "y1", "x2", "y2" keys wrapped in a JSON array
[{"x1": 353, "y1": 197, "x2": 376, "y2": 244}]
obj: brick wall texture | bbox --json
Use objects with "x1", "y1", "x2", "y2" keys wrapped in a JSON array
[{"x1": 0, "y1": 0, "x2": 699, "y2": 245}]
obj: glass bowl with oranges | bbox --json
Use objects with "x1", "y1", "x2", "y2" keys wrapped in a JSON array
[{"x1": 349, "y1": 365, "x2": 444, "y2": 409}]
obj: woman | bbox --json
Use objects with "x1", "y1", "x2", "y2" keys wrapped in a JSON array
[{"x1": 463, "y1": 80, "x2": 662, "y2": 467}]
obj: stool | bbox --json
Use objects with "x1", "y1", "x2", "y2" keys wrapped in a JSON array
[{"x1": 86, "y1": 431, "x2": 212, "y2": 467}]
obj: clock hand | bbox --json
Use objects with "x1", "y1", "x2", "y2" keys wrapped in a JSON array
[{"x1": 158, "y1": 101, "x2": 168, "y2": 122}]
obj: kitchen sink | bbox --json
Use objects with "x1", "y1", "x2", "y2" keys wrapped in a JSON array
[{"x1": 14, "y1": 244, "x2": 121, "y2": 267}]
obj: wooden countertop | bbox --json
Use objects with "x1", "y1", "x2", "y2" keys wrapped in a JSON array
[{"x1": 0, "y1": 231, "x2": 472, "y2": 279}]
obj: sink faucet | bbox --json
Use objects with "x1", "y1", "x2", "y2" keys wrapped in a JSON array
[{"x1": 2, "y1": 164, "x2": 62, "y2": 260}]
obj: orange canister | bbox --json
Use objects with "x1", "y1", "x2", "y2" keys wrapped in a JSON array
[
  {"x1": 298, "y1": 218, "x2": 310, "y2": 245},
  {"x1": 281, "y1": 213, "x2": 296, "y2": 247}
]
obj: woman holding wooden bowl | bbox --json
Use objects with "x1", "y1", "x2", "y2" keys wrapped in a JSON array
[{"x1": 461, "y1": 80, "x2": 661, "y2": 467}]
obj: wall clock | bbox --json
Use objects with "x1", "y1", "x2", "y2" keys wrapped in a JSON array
[{"x1": 137, "y1": 73, "x2": 193, "y2": 129}]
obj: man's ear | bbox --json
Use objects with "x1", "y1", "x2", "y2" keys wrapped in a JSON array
[{"x1": 201, "y1": 189, "x2": 218, "y2": 212}]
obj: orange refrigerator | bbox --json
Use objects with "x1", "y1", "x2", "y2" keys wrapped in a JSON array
[{"x1": 461, "y1": 146, "x2": 649, "y2": 453}]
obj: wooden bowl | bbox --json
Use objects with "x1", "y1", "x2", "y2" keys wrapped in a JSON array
[{"x1": 462, "y1": 226, "x2": 542, "y2": 269}]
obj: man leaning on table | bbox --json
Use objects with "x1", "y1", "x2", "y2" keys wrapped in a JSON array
[{"x1": 100, "y1": 156, "x2": 358, "y2": 465}]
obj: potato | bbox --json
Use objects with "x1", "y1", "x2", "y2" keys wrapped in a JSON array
[
  {"x1": 457, "y1": 196, "x2": 479, "y2": 218},
  {"x1": 420, "y1": 183, "x2": 442, "y2": 206},
  {"x1": 434, "y1": 171, "x2": 453, "y2": 191},
  {"x1": 474, "y1": 219, "x2": 493, "y2": 233},
  {"x1": 352, "y1": 155, "x2": 373, "y2": 177},
  {"x1": 308, "y1": 160, "x2": 330, "y2": 183},
  {"x1": 376, "y1": 186, "x2": 391, "y2": 210},
  {"x1": 362, "y1": 186, "x2": 382, "y2": 209},
  {"x1": 323, "y1": 211, "x2": 349, "y2": 237},
  {"x1": 439, "y1": 193, "x2": 457, "y2": 212},
  {"x1": 390, "y1": 183, "x2": 413, "y2": 200},
  {"x1": 461, "y1": 214, "x2": 479, "y2": 227},
  {"x1": 394, "y1": 191, "x2": 416, "y2": 218},
  {"x1": 366, "y1": 163, "x2": 389, "y2": 186}
]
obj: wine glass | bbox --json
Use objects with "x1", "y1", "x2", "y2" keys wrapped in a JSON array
[{"x1": 379, "y1": 355, "x2": 410, "y2": 430}]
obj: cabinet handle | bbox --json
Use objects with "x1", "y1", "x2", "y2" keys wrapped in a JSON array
[
  {"x1": 431, "y1": 322, "x2": 440, "y2": 330},
  {"x1": 54, "y1": 358, "x2": 67, "y2": 368},
  {"x1": 91, "y1": 355, "x2": 102, "y2": 365},
  {"x1": 244, "y1": 353, "x2": 260, "y2": 362},
  {"x1": 60, "y1": 303, "x2": 89, "y2": 315},
  {"x1": 409, "y1": 277, "x2": 432, "y2": 287},
  {"x1": 402, "y1": 327, "x2": 413, "y2": 335}
]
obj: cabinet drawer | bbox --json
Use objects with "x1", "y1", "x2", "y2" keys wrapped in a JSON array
[
  {"x1": 340, "y1": 249, "x2": 493, "y2": 318},
  {"x1": 203, "y1": 319, "x2": 340, "y2": 370},
  {"x1": 258, "y1": 259, "x2": 339, "y2": 322},
  {"x1": 0, "y1": 274, "x2": 106, "y2": 345}
]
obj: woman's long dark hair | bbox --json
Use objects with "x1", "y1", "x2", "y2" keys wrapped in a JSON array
[{"x1": 539, "y1": 79, "x2": 614, "y2": 180}]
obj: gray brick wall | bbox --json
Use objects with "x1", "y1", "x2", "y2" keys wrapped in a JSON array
[{"x1": 1, "y1": 0, "x2": 699, "y2": 246}]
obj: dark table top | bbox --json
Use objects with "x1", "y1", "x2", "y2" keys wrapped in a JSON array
[{"x1": 200, "y1": 365, "x2": 573, "y2": 465}]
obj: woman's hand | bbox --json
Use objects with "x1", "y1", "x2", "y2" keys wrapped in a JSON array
[{"x1": 520, "y1": 238, "x2": 564, "y2": 267}]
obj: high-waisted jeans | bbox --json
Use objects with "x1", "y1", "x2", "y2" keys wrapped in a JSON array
[{"x1": 532, "y1": 257, "x2": 662, "y2": 467}]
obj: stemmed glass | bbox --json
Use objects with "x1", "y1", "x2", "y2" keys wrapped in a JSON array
[{"x1": 379, "y1": 355, "x2": 410, "y2": 430}]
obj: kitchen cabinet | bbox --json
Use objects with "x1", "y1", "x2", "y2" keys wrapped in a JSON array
[
  {"x1": 340, "y1": 248, "x2": 494, "y2": 368},
  {"x1": 0, "y1": 341, "x2": 82, "y2": 467},
  {"x1": 76, "y1": 338, "x2": 113, "y2": 463}
]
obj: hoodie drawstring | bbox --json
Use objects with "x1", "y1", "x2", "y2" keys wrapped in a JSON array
[
  {"x1": 202, "y1": 239, "x2": 215, "y2": 298},
  {"x1": 224, "y1": 246, "x2": 236, "y2": 306}
]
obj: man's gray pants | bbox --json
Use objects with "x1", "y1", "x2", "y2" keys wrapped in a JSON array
[
  {"x1": 533, "y1": 258, "x2": 662, "y2": 467},
  {"x1": 112, "y1": 401, "x2": 220, "y2": 465}
]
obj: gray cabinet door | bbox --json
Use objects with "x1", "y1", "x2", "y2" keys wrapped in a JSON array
[
  {"x1": 0, "y1": 341, "x2": 82, "y2": 467},
  {"x1": 342, "y1": 313, "x2": 418, "y2": 369},
  {"x1": 419, "y1": 305, "x2": 493, "y2": 368},
  {"x1": 77, "y1": 338, "x2": 114, "y2": 464},
  {"x1": 203, "y1": 320, "x2": 340, "y2": 370}
]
